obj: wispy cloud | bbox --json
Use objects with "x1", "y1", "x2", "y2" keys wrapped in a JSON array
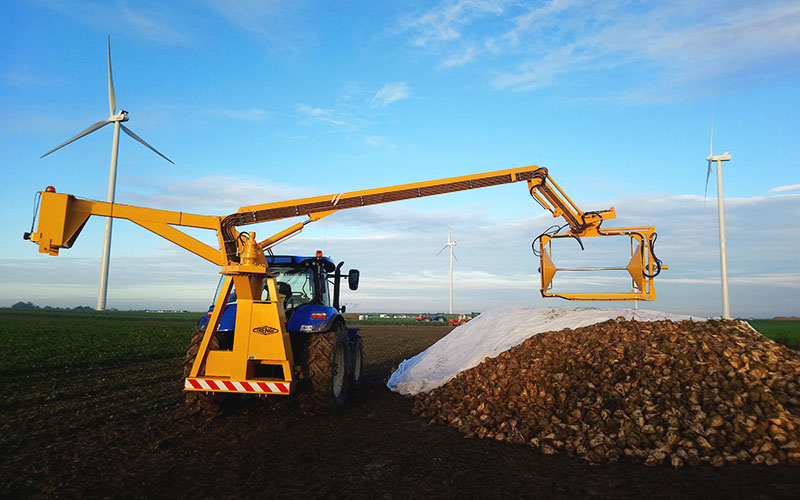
[
  {"x1": 206, "y1": 0, "x2": 314, "y2": 55},
  {"x1": 397, "y1": 0, "x2": 800, "y2": 101},
  {"x1": 771, "y1": 183, "x2": 800, "y2": 193},
  {"x1": 121, "y1": 175, "x2": 315, "y2": 213},
  {"x1": 295, "y1": 104, "x2": 353, "y2": 129},
  {"x1": 294, "y1": 82, "x2": 410, "y2": 134},
  {"x1": 3, "y1": 66, "x2": 53, "y2": 87},
  {"x1": 441, "y1": 44, "x2": 478, "y2": 68},
  {"x1": 35, "y1": 1, "x2": 192, "y2": 46},
  {"x1": 400, "y1": 0, "x2": 511, "y2": 46},
  {"x1": 364, "y1": 135, "x2": 397, "y2": 150},
  {"x1": 373, "y1": 82, "x2": 411, "y2": 107},
  {"x1": 121, "y1": 6, "x2": 193, "y2": 46},
  {"x1": 492, "y1": 44, "x2": 588, "y2": 91}
]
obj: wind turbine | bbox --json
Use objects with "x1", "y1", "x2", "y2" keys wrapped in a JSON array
[
  {"x1": 41, "y1": 37, "x2": 173, "y2": 311},
  {"x1": 705, "y1": 120, "x2": 732, "y2": 319},
  {"x1": 436, "y1": 228, "x2": 458, "y2": 314}
]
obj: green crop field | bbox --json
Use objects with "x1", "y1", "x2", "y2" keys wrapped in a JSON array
[
  {"x1": 0, "y1": 308, "x2": 199, "y2": 373},
  {"x1": 2, "y1": 309, "x2": 797, "y2": 374},
  {"x1": 746, "y1": 319, "x2": 800, "y2": 350}
]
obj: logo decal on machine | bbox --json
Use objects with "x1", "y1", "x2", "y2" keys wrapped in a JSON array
[{"x1": 252, "y1": 325, "x2": 280, "y2": 335}]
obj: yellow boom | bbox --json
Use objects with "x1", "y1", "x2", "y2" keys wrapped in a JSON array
[{"x1": 26, "y1": 165, "x2": 663, "y2": 299}]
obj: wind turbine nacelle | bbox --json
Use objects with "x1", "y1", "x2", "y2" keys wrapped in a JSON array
[
  {"x1": 707, "y1": 152, "x2": 731, "y2": 162},
  {"x1": 112, "y1": 110, "x2": 130, "y2": 122}
]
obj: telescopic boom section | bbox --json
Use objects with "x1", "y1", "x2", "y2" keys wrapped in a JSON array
[{"x1": 220, "y1": 166, "x2": 541, "y2": 261}]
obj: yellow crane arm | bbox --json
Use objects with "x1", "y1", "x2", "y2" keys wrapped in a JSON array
[
  {"x1": 25, "y1": 167, "x2": 541, "y2": 268},
  {"x1": 25, "y1": 164, "x2": 665, "y2": 301},
  {"x1": 25, "y1": 190, "x2": 227, "y2": 266}
]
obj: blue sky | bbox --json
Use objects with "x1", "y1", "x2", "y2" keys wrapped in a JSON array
[{"x1": 1, "y1": 0, "x2": 798, "y2": 317}]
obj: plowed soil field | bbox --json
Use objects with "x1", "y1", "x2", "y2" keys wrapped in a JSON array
[{"x1": 2, "y1": 324, "x2": 799, "y2": 499}]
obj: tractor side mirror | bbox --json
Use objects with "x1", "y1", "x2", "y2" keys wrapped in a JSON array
[{"x1": 348, "y1": 269, "x2": 360, "y2": 290}]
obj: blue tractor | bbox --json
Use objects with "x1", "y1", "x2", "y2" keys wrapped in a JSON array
[{"x1": 195, "y1": 253, "x2": 362, "y2": 412}]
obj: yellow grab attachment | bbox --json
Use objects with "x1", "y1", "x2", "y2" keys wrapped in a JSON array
[
  {"x1": 537, "y1": 228, "x2": 662, "y2": 301},
  {"x1": 540, "y1": 249, "x2": 558, "y2": 292},
  {"x1": 627, "y1": 244, "x2": 645, "y2": 292}
]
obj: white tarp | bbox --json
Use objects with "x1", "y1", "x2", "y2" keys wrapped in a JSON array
[{"x1": 387, "y1": 306, "x2": 704, "y2": 396}]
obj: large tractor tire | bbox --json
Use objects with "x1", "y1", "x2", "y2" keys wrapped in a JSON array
[
  {"x1": 183, "y1": 328, "x2": 227, "y2": 417},
  {"x1": 349, "y1": 334, "x2": 364, "y2": 389},
  {"x1": 299, "y1": 325, "x2": 349, "y2": 414}
]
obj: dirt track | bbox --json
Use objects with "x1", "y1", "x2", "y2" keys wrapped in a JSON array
[{"x1": 2, "y1": 324, "x2": 799, "y2": 499}]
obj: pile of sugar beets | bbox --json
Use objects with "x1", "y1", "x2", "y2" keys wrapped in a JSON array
[{"x1": 412, "y1": 319, "x2": 800, "y2": 466}]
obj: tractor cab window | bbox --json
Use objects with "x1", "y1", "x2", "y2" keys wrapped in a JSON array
[
  {"x1": 318, "y1": 270, "x2": 330, "y2": 307},
  {"x1": 273, "y1": 266, "x2": 316, "y2": 310},
  {"x1": 211, "y1": 276, "x2": 238, "y2": 304}
]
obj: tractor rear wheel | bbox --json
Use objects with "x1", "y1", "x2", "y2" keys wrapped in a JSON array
[
  {"x1": 183, "y1": 328, "x2": 227, "y2": 417},
  {"x1": 300, "y1": 325, "x2": 349, "y2": 414}
]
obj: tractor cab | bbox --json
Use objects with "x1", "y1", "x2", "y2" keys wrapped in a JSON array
[
  {"x1": 198, "y1": 254, "x2": 359, "y2": 337},
  {"x1": 267, "y1": 255, "x2": 337, "y2": 318}
]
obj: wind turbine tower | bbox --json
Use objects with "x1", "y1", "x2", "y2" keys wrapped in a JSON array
[
  {"x1": 705, "y1": 122, "x2": 732, "y2": 319},
  {"x1": 41, "y1": 37, "x2": 173, "y2": 310},
  {"x1": 437, "y1": 229, "x2": 458, "y2": 314}
]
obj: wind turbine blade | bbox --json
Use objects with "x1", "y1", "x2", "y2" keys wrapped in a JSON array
[
  {"x1": 120, "y1": 124, "x2": 174, "y2": 164},
  {"x1": 41, "y1": 119, "x2": 112, "y2": 158},
  {"x1": 452, "y1": 251, "x2": 458, "y2": 262},
  {"x1": 436, "y1": 245, "x2": 448, "y2": 256},
  {"x1": 704, "y1": 116, "x2": 714, "y2": 204},
  {"x1": 107, "y1": 36, "x2": 116, "y2": 116},
  {"x1": 709, "y1": 117, "x2": 714, "y2": 158}
]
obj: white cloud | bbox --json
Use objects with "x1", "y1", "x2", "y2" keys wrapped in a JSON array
[
  {"x1": 662, "y1": 273, "x2": 800, "y2": 288},
  {"x1": 365, "y1": 135, "x2": 395, "y2": 149},
  {"x1": 35, "y1": 1, "x2": 192, "y2": 46},
  {"x1": 401, "y1": 0, "x2": 511, "y2": 46},
  {"x1": 771, "y1": 183, "x2": 800, "y2": 193},
  {"x1": 121, "y1": 175, "x2": 315, "y2": 213},
  {"x1": 441, "y1": 44, "x2": 479, "y2": 68},
  {"x1": 205, "y1": 0, "x2": 314, "y2": 54},
  {"x1": 121, "y1": 6, "x2": 193, "y2": 46},
  {"x1": 399, "y1": 0, "x2": 800, "y2": 100},
  {"x1": 295, "y1": 104, "x2": 352, "y2": 128},
  {"x1": 295, "y1": 82, "x2": 406, "y2": 132},
  {"x1": 492, "y1": 44, "x2": 587, "y2": 91},
  {"x1": 3, "y1": 66, "x2": 52, "y2": 87},
  {"x1": 374, "y1": 82, "x2": 410, "y2": 107}
]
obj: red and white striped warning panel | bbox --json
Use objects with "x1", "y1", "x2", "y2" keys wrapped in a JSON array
[{"x1": 185, "y1": 378, "x2": 290, "y2": 394}]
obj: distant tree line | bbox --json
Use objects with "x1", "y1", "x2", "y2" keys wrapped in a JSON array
[
  {"x1": 7, "y1": 302, "x2": 191, "y2": 313},
  {"x1": 10, "y1": 302, "x2": 92, "y2": 311}
]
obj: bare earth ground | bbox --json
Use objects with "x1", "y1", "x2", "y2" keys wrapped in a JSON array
[{"x1": 2, "y1": 324, "x2": 798, "y2": 499}]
